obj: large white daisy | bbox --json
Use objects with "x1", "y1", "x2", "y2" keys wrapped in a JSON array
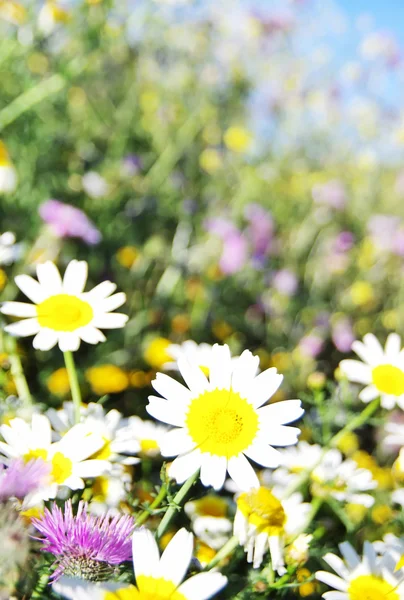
[
  {"x1": 1, "y1": 260, "x2": 128, "y2": 351},
  {"x1": 0, "y1": 414, "x2": 110, "y2": 501},
  {"x1": 147, "y1": 343, "x2": 304, "y2": 491},
  {"x1": 316, "y1": 541, "x2": 404, "y2": 600},
  {"x1": 340, "y1": 333, "x2": 404, "y2": 409},
  {"x1": 53, "y1": 528, "x2": 227, "y2": 600}
]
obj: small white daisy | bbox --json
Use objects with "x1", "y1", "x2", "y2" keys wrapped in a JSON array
[
  {"x1": 89, "y1": 464, "x2": 132, "y2": 516},
  {"x1": 126, "y1": 416, "x2": 169, "y2": 457},
  {"x1": 311, "y1": 449, "x2": 376, "y2": 506},
  {"x1": 53, "y1": 528, "x2": 227, "y2": 600},
  {"x1": 166, "y1": 341, "x2": 215, "y2": 374},
  {"x1": 47, "y1": 402, "x2": 140, "y2": 465},
  {"x1": 234, "y1": 486, "x2": 310, "y2": 573},
  {"x1": 0, "y1": 414, "x2": 110, "y2": 500},
  {"x1": 261, "y1": 441, "x2": 324, "y2": 490},
  {"x1": 374, "y1": 533, "x2": 404, "y2": 573},
  {"x1": 340, "y1": 333, "x2": 404, "y2": 409},
  {"x1": 1, "y1": 260, "x2": 128, "y2": 351},
  {"x1": 316, "y1": 541, "x2": 404, "y2": 600},
  {"x1": 147, "y1": 343, "x2": 304, "y2": 491},
  {"x1": 185, "y1": 495, "x2": 232, "y2": 550}
]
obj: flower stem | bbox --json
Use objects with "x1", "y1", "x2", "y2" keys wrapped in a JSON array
[
  {"x1": 63, "y1": 351, "x2": 82, "y2": 424},
  {"x1": 156, "y1": 469, "x2": 199, "y2": 539},
  {"x1": 7, "y1": 339, "x2": 32, "y2": 406},
  {"x1": 136, "y1": 484, "x2": 168, "y2": 526},
  {"x1": 204, "y1": 535, "x2": 239, "y2": 571}
]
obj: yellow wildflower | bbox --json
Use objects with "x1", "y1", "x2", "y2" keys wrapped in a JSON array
[
  {"x1": 47, "y1": 368, "x2": 70, "y2": 397},
  {"x1": 143, "y1": 338, "x2": 172, "y2": 370},
  {"x1": 223, "y1": 126, "x2": 252, "y2": 153},
  {"x1": 85, "y1": 365, "x2": 129, "y2": 395},
  {"x1": 116, "y1": 246, "x2": 139, "y2": 269}
]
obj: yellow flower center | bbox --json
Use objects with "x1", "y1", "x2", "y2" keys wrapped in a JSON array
[
  {"x1": 104, "y1": 577, "x2": 187, "y2": 600},
  {"x1": 192, "y1": 495, "x2": 228, "y2": 518},
  {"x1": 372, "y1": 364, "x2": 404, "y2": 396},
  {"x1": 23, "y1": 448, "x2": 48, "y2": 462},
  {"x1": 91, "y1": 438, "x2": 112, "y2": 461},
  {"x1": 237, "y1": 487, "x2": 286, "y2": 535},
  {"x1": 185, "y1": 388, "x2": 259, "y2": 457},
  {"x1": 36, "y1": 294, "x2": 93, "y2": 332},
  {"x1": 348, "y1": 575, "x2": 399, "y2": 600},
  {"x1": 140, "y1": 439, "x2": 159, "y2": 454},
  {"x1": 50, "y1": 452, "x2": 73, "y2": 484},
  {"x1": 92, "y1": 477, "x2": 110, "y2": 502}
]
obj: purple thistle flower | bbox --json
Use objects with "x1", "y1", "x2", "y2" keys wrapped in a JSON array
[
  {"x1": 32, "y1": 500, "x2": 135, "y2": 581},
  {"x1": 39, "y1": 199, "x2": 101, "y2": 245},
  {"x1": 0, "y1": 458, "x2": 50, "y2": 503}
]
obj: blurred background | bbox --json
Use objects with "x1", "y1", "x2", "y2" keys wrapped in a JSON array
[{"x1": 1, "y1": 0, "x2": 404, "y2": 408}]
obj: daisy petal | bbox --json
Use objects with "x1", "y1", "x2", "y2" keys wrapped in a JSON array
[
  {"x1": 385, "y1": 333, "x2": 401, "y2": 357},
  {"x1": 36, "y1": 261, "x2": 63, "y2": 294},
  {"x1": 0, "y1": 302, "x2": 37, "y2": 317},
  {"x1": 249, "y1": 369, "x2": 283, "y2": 408},
  {"x1": 132, "y1": 528, "x2": 160, "y2": 579},
  {"x1": 152, "y1": 373, "x2": 192, "y2": 404},
  {"x1": 227, "y1": 454, "x2": 259, "y2": 491},
  {"x1": 58, "y1": 332, "x2": 81, "y2": 352},
  {"x1": 315, "y1": 571, "x2": 348, "y2": 592},
  {"x1": 160, "y1": 429, "x2": 194, "y2": 456},
  {"x1": 244, "y1": 443, "x2": 281, "y2": 468},
  {"x1": 100, "y1": 292, "x2": 126, "y2": 312},
  {"x1": 86, "y1": 280, "x2": 117, "y2": 299},
  {"x1": 177, "y1": 356, "x2": 209, "y2": 396},
  {"x1": 339, "y1": 360, "x2": 372, "y2": 384},
  {"x1": 258, "y1": 400, "x2": 304, "y2": 426},
  {"x1": 168, "y1": 450, "x2": 202, "y2": 484},
  {"x1": 63, "y1": 260, "x2": 88, "y2": 294},
  {"x1": 264, "y1": 425, "x2": 301, "y2": 447},
  {"x1": 177, "y1": 572, "x2": 228, "y2": 600},
  {"x1": 33, "y1": 329, "x2": 59, "y2": 350},
  {"x1": 146, "y1": 397, "x2": 186, "y2": 428},
  {"x1": 92, "y1": 313, "x2": 128, "y2": 329},
  {"x1": 352, "y1": 334, "x2": 383, "y2": 366},
  {"x1": 159, "y1": 528, "x2": 193, "y2": 585},
  {"x1": 358, "y1": 385, "x2": 378, "y2": 403},
  {"x1": 209, "y1": 344, "x2": 232, "y2": 390},
  {"x1": 78, "y1": 327, "x2": 106, "y2": 344},
  {"x1": 231, "y1": 350, "x2": 260, "y2": 396},
  {"x1": 14, "y1": 274, "x2": 47, "y2": 304},
  {"x1": 200, "y1": 454, "x2": 227, "y2": 490},
  {"x1": 5, "y1": 318, "x2": 41, "y2": 337}
]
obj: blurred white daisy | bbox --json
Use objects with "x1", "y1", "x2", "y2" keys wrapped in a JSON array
[
  {"x1": 185, "y1": 495, "x2": 232, "y2": 550},
  {"x1": 89, "y1": 465, "x2": 132, "y2": 516},
  {"x1": 311, "y1": 449, "x2": 376, "y2": 506},
  {"x1": 0, "y1": 232, "x2": 22, "y2": 266},
  {"x1": 47, "y1": 402, "x2": 140, "y2": 465},
  {"x1": 38, "y1": 1, "x2": 69, "y2": 36},
  {"x1": 1, "y1": 260, "x2": 128, "y2": 351},
  {"x1": 147, "y1": 343, "x2": 304, "y2": 491},
  {"x1": 126, "y1": 416, "x2": 169, "y2": 457},
  {"x1": 340, "y1": 333, "x2": 404, "y2": 409},
  {"x1": 261, "y1": 441, "x2": 323, "y2": 490},
  {"x1": 374, "y1": 533, "x2": 404, "y2": 573},
  {"x1": 316, "y1": 541, "x2": 404, "y2": 600},
  {"x1": 0, "y1": 414, "x2": 109, "y2": 500},
  {"x1": 53, "y1": 528, "x2": 227, "y2": 600},
  {"x1": 166, "y1": 340, "x2": 214, "y2": 374}
]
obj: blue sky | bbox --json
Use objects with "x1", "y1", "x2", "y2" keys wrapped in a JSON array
[{"x1": 338, "y1": 0, "x2": 404, "y2": 43}]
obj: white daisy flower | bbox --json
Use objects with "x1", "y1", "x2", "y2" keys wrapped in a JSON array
[
  {"x1": 47, "y1": 402, "x2": 140, "y2": 465},
  {"x1": 0, "y1": 141, "x2": 17, "y2": 194},
  {"x1": 234, "y1": 486, "x2": 310, "y2": 573},
  {"x1": 311, "y1": 449, "x2": 376, "y2": 506},
  {"x1": 340, "y1": 333, "x2": 404, "y2": 409},
  {"x1": 316, "y1": 541, "x2": 404, "y2": 600},
  {"x1": 1, "y1": 260, "x2": 128, "y2": 351},
  {"x1": 261, "y1": 441, "x2": 324, "y2": 490},
  {"x1": 374, "y1": 533, "x2": 404, "y2": 573},
  {"x1": 0, "y1": 232, "x2": 22, "y2": 266},
  {"x1": 0, "y1": 414, "x2": 110, "y2": 500},
  {"x1": 147, "y1": 343, "x2": 304, "y2": 491},
  {"x1": 53, "y1": 528, "x2": 227, "y2": 600},
  {"x1": 185, "y1": 495, "x2": 232, "y2": 550},
  {"x1": 126, "y1": 415, "x2": 169, "y2": 457},
  {"x1": 89, "y1": 464, "x2": 132, "y2": 516},
  {"x1": 166, "y1": 341, "x2": 215, "y2": 374}
]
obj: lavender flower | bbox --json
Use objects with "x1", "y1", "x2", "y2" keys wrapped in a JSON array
[
  {"x1": 39, "y1": 199, "x2": 101, "y2": 245},
  {"x1": 0, "y1": 458, "x2": 50, "y2": 503},
  {"x1": 32, "y1": 500, "x2": 135, "y2": 581}
]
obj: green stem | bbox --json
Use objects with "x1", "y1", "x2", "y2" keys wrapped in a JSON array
[
  {"x1": 204, "y1": 535, "x2": 239, "y2": 571},
  {"x1": 31, "y1": 571, "x2": 49, "y2": 599},
  {"x1": 63, "y1": 351, "x2": 82, "y2": 424},
  {"x1": 156, "y1": 470, "x2": 199, "y2": 539},
  {"x1": 136, "y1": 484, "x2": 168, "y2": 526},
  {"x1": 5, "y1": 337, "x2": 32, "y2": 406}
]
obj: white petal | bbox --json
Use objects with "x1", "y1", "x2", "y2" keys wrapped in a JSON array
[
  {"x1": 146, "y1": 397, "x2": 186, "y2": 428},
  {"x1": 244, "y1": 443, "x2": 281, "y2": 468},
  {"x1": 322, "y1": 554, "x2": 350, "y2": 580},
  {"x1": 248, "y1": 369, "x2": 284, "y2": 408},
  {"x1": 14, "y1": 274, "x2": 47, "y2": 304},
  {"x1": 31, "y1": 414, "x2": 51, "y2": 449},
  {"x1": 227, "y1": 454, "x2": 259, "y2": 491},
  {"x1": 36, "y1": 261, "x2": 63, "y2": 294},
  {"x1": 358, "y1": 385, "x2": 378, "y2": 403},
  {"x1": 52, "y1": 577, "x2": 105, "y2": 600},
  {"x1": 231, "y1": 350, "x2": 260, "y2": 396},
  {"x1": 99, "y1": 292, "x2": 126, "y2": 312},
  {"x1": 63, "y1": 260, "x2": 88, "y2": 294},
  {"x1": 92, "y1": 313, "x2": 128, "y2": 329},
  {"x1": 0, "y1": 441, "x2": 19, "y2": 457},
  {"x1": 315, "y1": 571, "x2": 348, "y2": 592},
  {"x1": 338, "y1": 543, "x2": 360, "y2": 569},
  {"x1": 33, "y1": 328, "x2": 59, "y2": 350},
  {"x1": 132, "y1": 527, "x2": 160, "y2": 579},
  {"x1": 152, "y1": 373, "x2": 192, "y2": 404},
  {"x1": 160, "y1": 429, "x2": 194, "y2": 456},
  {"x1": 258, "y1": 400, "x2": 304, "y2": 426},
  {"x1": 263, "y1": 425, "x2": 301, "y2": 447},
  {"x1": 86, "y1": 280, "x2": 117, "y2": 299},
  {"x1": 200, "y1": 454, "x2": 227, "y2": 490},
  {"x1": 5, "y1": 318, "x2": 41, "y2": 337},
  {"x1": 177, "y1": 356, "x2": 209, "y2": 396},
  {"x1": 79, "y1": 327, "x2": 106, "y2": 345},
  {"x1": 209, "y1": 344, "x2": 232, "y2": 390},
  {"x1": 339, "y1": 360, "x2": 372, "y2": 384},
  {"x1": 0, "y1": 302, "x2": 36, "y2": 317},
  {"x1": 159, "y1": 528, "x2": 193, "y2": 585},
  {"x1": 74, "y1": 460, "x2": 111, "y2": 478},
  {"x1": 352, "y1": 334, "x2": 383, "y2": 366},
  {"x1": 168, "y1": 450, "x2": 202, "y2": 484},
  {"x1": 177, "y1": 573, "x2": 228, "y2": 600},
  {"x1": 385, "y1": 333, "x2": 402, "y2": 357},
  {"x1": 58, "y1": 332, "x2": 81, "y2": 352},
  {"x1": 58, "y1": 427, "x2": 103, "y2": 461},
  {"x1": 323, "y1": 593, "x2": 348, "y2": 600}
]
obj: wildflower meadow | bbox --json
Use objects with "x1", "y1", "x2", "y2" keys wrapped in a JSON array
[{"x1": 2, "y1": 0, "x2": 404, "y2": 598}]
